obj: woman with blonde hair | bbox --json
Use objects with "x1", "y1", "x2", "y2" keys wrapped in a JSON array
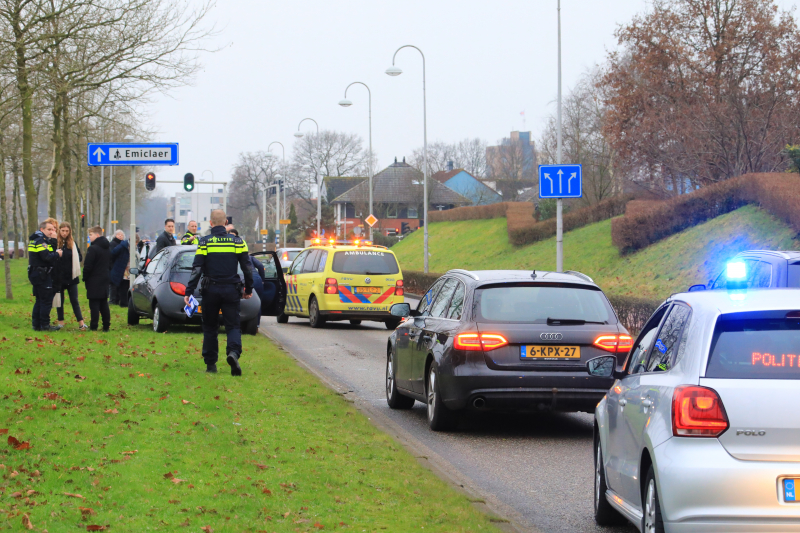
[{"x1": 55, "y1": 221, "x2": 88, "y2": 330}]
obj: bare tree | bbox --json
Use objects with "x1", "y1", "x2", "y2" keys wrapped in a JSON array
[{"x1": 408, "y1": 137, "x2": 488, "y2": 177}]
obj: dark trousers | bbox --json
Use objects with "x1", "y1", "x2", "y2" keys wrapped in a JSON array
[
  {"x1": 109, "y1": 284, "x2": 119, "y2": 305},
  {"x1": 88, "y1": 298, "x2": 110, "y2": 331},
  {"x1": 56, "y1": 284, "x2": 83, "y2": 322},
  {"x1": 31, "y1": 284, "x2": 54, "y2": 330},
  {"x1": 200, "y1": 284, "x2": 242, "y2": 365}
]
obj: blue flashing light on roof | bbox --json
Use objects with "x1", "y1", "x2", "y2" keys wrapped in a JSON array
[
  {"x1": 726, "y1": 261, "x2": 747, "y2": 281},
  {"x1": 729, "y1": 291, "x2": 747, "y2": 301}
]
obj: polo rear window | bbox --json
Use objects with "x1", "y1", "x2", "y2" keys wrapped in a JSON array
[{"x1": 331, "y1": 251, "x2": 399, "y2": 275}]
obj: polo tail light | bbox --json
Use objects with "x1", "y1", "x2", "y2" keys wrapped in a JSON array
[
  {"x1": 454, "y1": 332, "x2": 508, "y2": 352},
  {"x1": 395, "y1": 279, "x2": 404, "y2": 297},
  {"x1": 324, "y1": 278, "x2": 338, "y2": 294},
  {"x1": 593, "y1": 334, "x2": 633, "y2": 353},
  {"x1": 672, "y1": 385, "x2": 729, "y2": 437},
  {"x1": 170, "y1": 282, "x2": 186, "y2": 296}
]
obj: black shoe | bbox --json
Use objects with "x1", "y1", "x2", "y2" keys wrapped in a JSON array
[
  {"x1": 42, "y1": 325, "x2": 61, "y2": 332},
  {"x1": 226, "y1": 352, "x2": 242, "y2": 376},
  {"x1": 206, "y1": 364, "x2": 217, "y2": 373}
]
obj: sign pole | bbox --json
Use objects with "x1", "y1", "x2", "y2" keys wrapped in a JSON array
[
  {"x1": 129, "y1": 166, "x2": 136, "y2": 272},
  {"x1": 262, "y1": 187, "x2": 267, "y2": 252},
  {"x1": 556, "y1": 0, "x2": 563, "y2": 273},
  {"x1": 275, "y1": 181, "x2": 280, "y2": 246}
]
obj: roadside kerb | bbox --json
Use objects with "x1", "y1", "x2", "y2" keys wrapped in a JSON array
[{"x1": 260, "y1": 326, "x2": 537, "y2": 533}]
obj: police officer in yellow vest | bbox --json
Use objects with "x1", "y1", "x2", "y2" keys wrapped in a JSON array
[
  {"x1": 184, "y1": 210, "x2": 253, "y2": 375},
  {"x1": 180, "y1": 220, "x2": 199, "y2": 245},
  {"x1": 28, "y1": 219, "x2": 63, "y2": 331}
]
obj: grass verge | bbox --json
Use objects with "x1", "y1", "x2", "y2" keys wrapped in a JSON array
[
  {"x1": 0, "y1": 260, "x2": 500, "y2": 532},
  {"x1": 392, "y1": 205, "x2": 800, "y2": 299}
]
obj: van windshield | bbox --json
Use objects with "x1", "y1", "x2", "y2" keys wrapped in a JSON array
[{"x1": 332, "y1": 251, "x2": 399, "y2": 275}]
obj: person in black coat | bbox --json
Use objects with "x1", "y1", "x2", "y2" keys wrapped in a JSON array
[
  {"x1": 55, "y1": 222, "x2": 88, "y2": 330},
  {"x1": 151, "y1": 218, "x2": 176, "y2": 257},
  {"x1": 83, "y1": 226, "x2": 111, "y2": 331},
  {"x1": 109, "y1": 230, "x2": 129, "y2": 305}
]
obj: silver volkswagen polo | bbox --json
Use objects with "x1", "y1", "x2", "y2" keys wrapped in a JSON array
[{"x1": 589, "y1": 288, "x2": 800, "y2": 532}]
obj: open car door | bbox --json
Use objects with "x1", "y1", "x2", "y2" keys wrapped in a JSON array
[{"x1": 250, "y1": 251, "x2": 286, "y2": 317}]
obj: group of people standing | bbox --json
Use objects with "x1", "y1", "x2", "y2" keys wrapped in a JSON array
[{"x1": 27, "y1": 218, "x2": 131, "y2": 332}]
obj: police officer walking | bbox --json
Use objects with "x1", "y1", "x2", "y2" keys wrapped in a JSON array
[
  {"x1": 28, "y1": 218, "x2": 63, "y2": 331},
  {"x1": 184, "y1": 209, "x2": 253, "y2": 375},
  {"x1": 180, "y1": 220, "x2": 199, "y2": 245}
]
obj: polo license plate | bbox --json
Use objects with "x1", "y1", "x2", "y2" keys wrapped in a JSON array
[
  {"x1": 355, "y1": 286, "x2": 381, "y2": 294},
  {"x1": 784, "y1": 479, "x2": 799, "y2": 502},
  {"x1": 521, "y1": 345, "x2": 581, "y2": 360}
]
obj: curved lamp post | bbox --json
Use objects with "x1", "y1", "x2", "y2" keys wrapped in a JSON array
[
  {"x1": 387, "y1": 45, "x2": 429, "y2": 273},
  {"x1": 294, "y1": 118, "x2": 323, "y2": 237},
  {"x1": 339, "y1": 82, "x2": 373, "y2": 240}
]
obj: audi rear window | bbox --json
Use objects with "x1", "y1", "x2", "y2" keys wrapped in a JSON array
[
  {"x1": 332, "y1": 251, "x2": 399, "y2": 275},
  {"x1": 707, "y1": 313, "x2": 800, "y2": 379},
  {"x1": 475, "y1": 283, "x2": 616, "y2": 324}
]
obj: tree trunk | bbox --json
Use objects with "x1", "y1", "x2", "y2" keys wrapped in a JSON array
[
  {"x1": 11, "y1": 160, "x2": 21, "y2": 258},
  {"x1": 13, "y1": 30, "x2": 36, "y2": 235},
  {"x1": 14, "y1": 169, "x2": 26, "y2": 257},
  {"x1": 0, "y1": 130, "x2": 12, "y2": 299},
  {"x1": 61, "y1": 94, "x2": 74, "y2": 228},
  {"x1": 47, "y1": 92, "x2": 63, "y2": 217}
]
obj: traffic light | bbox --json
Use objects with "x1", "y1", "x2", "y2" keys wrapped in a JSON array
[
  {"x1": 145, "y1": 172, "x2": 156, "y2": 191},
  {"x1": 183, "y1": 172, "x2": 194, "y2": 191},
  {"x1": 401, "y1": 222, "x2": 410, "y2": 235}
]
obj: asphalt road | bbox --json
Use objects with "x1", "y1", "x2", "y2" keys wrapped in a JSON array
[{"x1": 260, "y1": 301, "x2": 637, "y2": 533}]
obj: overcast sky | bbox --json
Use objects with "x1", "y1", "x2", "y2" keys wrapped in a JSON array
[{"x1": 146, "y1": 0, "x2": 799, "y2": 196}]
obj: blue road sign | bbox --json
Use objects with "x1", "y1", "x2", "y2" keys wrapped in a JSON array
[
  {"x1": 539, "y1": 164, "x2": 582, "y2": 198},
  {"x1": 87, "y1": 143, "x2": 179, "y2": 166}
]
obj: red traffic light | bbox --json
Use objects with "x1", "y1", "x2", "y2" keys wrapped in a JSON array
[{"x1": 145, "y1": 172, "x2": 156, "y2": 191}]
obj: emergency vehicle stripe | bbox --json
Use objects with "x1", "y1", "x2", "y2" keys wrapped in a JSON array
[
  {"x1": 356, "y1": 293, "x2": 371, "y2": 304},
  {"x1": 338, "y1": 286, "x2": 361, "y2": 304},
  {"x1": 373, "y1": 287, "x2": 395, "y2": 304},
  {"x1": 295, "y1": 296, "x2": 303, "y2": 311}
]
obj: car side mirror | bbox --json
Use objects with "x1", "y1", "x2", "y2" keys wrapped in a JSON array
[
  {"x1": 586, "y1": 355, "x2": 617, "y2": 379},
  {"x1": 390, "y1": 303, "x2": 411, "y2": 317},
  {"x1": 129, "y1": 268, "x2": 139, "y2": 276},
  {"x1": 688, "y1": 284, "x2": 706, "y2": 292}
]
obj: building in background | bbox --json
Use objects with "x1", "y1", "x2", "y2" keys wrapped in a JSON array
[
  {"x1": 432, "y1": 161, "x2": 502, "y2": 205},
  {"x1": 485, "y1": 131, "x2": 538, "y2": 200},
  {"x1": 167, "y1": 189, "x2": 227, "y2": 236}
]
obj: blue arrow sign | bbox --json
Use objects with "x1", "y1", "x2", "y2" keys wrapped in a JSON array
[
  {"x1": 539, "y1": 164, "x2": 582, "y2": 198},
  {"x1": 87, "y1": 143, "x2": 179, "y2": 166}
]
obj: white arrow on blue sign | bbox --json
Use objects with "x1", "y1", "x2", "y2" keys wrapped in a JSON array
[
  {"x1": 86, "y1": 143, "x2": 179, "y2": 166},
  {"x1": 538, "y1": 164, "x2": 582, "y2": 198}
]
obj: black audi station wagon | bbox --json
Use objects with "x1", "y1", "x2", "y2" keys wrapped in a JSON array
[{"x1": 386, "y1": 269, "x2": 630, "y2": 430}]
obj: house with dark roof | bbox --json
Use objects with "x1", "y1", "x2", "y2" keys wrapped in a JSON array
[
  {"x1": 331, "y1": 158, "x2": 471, "y2": 237},
  {"x1": 432, "y1": 161, "x2": 503, "y2": 205}
]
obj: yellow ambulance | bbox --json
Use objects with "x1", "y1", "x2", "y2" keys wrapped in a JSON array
[{"x1": 277, "y1": 239, "x2": 405, "y2": 329}]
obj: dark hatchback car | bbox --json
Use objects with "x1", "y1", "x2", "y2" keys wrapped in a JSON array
[
  {"x1": 386, "y1": 269, "x2": 631, "y2": 430},
  {"x1": 127, "y1": 246, "x2": 286, "y2": 334}
]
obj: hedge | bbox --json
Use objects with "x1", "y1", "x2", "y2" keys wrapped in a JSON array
[
  {"x1": 428, "y1": 202, "x2": 509, "y2": 222},
  {"x1": 611, "y1": 173, "x2": 800, "y2": 254},
  {"x1": 507, "y1": 194, "x2": 634, "y2": 246},
  {"x1": 401, "y1": 269, "x2": 660, "y2": 334}
]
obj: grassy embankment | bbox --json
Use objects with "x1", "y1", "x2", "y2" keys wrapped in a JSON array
[
  {"x1": 0, "y1": 260, "x2": 500, "y2": 532},
  {"x1": 393, "y1": 204, "x2": 800, "y2": 299}
]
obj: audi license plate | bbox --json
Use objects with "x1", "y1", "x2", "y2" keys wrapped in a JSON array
[
  {"x1": 355, "y1": 286, "x2": 381, "y2": 294},
  {"x1": 521, "y1": 345, "x2": 581, "y2": 360}
]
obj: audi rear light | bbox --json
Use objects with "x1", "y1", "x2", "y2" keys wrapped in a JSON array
[
  {"x1": 672, "y1": 385, "x2": 729, "y2": 437},
  {"x1": 593, "y1": 334, "x2": 633, "y2": 353},
  {"x1": 395, "y1": 279, "x2": 404, "y2": 297},
  {"x1": 169, "y1": 282, "x2": 186, "y2": 296},
  {"x1": 454, "y1": 332, "x2": 508, "y2": 352},
  {"x1": 324, "y1": 277, "x2": 338, "y2": 294}
]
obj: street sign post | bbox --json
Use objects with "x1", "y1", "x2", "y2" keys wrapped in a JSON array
[
  {"x1": 87, "y1": 143, "x2": 179, "y2": 166},
  {"x1": 538, "y1": 164, "x2": 582, "y2": 198},
  {"x1": 87, "y1": 143, "x2": 179, "y2": 277}
]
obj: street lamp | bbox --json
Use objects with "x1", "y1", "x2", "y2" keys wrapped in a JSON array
[
  {"x1": 266, "y1": 141, "x2": 287, "y2": 247},
  {"x1": 338, "y1": 81, "x2": 373, "y2": 240},
  {"x1": 387, "y1": 45, "x2": 429, "y2": 273},
  {"x1": 294, "y1": 118, "x2": 323, "y2": 237}
]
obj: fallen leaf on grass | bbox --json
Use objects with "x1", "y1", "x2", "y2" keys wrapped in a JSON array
[
  {"x1": 254, "y1": 463, "x2": 268, "y2": 470},
  {"x1": 171, "y1": 478, "x2": 187, "y2": 484},
  {"x1": 10, "y1": 491, "x2": 22, "y2": 498},
  {"x1": 86, "y1": 526, "x2": 108, "y2": 531},
  {"x1": 79, "y1": 506, "x2": 97, "y2": 516},
  {"x1": 179, "y1": 520, "x2": 190, "y2": 526},
  {"x1": 26, "y1": 489, "x2": 36, "y2": 495},
  {"x1": 103, "y1": 409, "x2": 118, "y2": 414},
  {"x1": 21, "y1": 513, "x2": 33, "y2": 530},
  {"x1": 74, "y1": 375, "x2": 86, "y2": 381},
  {"x1": 314, "y1": 523, "x2": 324, "y2": 529},
  {"x1": 121, "y1": 450, "x2": 137, "y2": 455},
  {"x1": 200, "y1": 527, "x2": 213, "y2": 533},
  {"x1": 163, "y1": 472, "x2": 174, "y2": 479},
  {"x1": 181, "y1": 399, "x2": 190, "y2": 405},
  {"x1": 44, "y1": 392, "x2": 59, "y2": 400},
  {"x1": 0, "y1": 429, "x2": 7, "y2": 434},
  {"x1": 7, "y1": 436, "x2": 31, "y2": 450},
  {"x1": 168, "y1": 499, "x2": 180, "y2": 504},
  {"x1": 64, "y1": 492, "x2": 85, "y2": 499},
  {"x1": 76, "y1": 356, "x2": 85, "y2": 362},
  {"x1": 261, "y1": 488, "x2": 272, "y2": 495},
  {"x1": 283, "y1": 512, "x2": 291, "y2": 518}
]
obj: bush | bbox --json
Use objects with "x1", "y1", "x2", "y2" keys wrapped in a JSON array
[
  {"x1": 428, "y1": 202, "x2": 509, "y2": 222},
  {"x1": 606, "y1": 294, "x2": 661, "y2": 335},
  {"x1": 507, "y1": 194, "x2": 634, "y2": 246},
  {"x1": 611, "y1": 173, "x2": 800, "y2": 254},
  {"x1": 401, "y1": 270, "x2": 442, "y2": 296},
  {"x1": 371, "y1": 233, "x2": 402, "y2": 248}
]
